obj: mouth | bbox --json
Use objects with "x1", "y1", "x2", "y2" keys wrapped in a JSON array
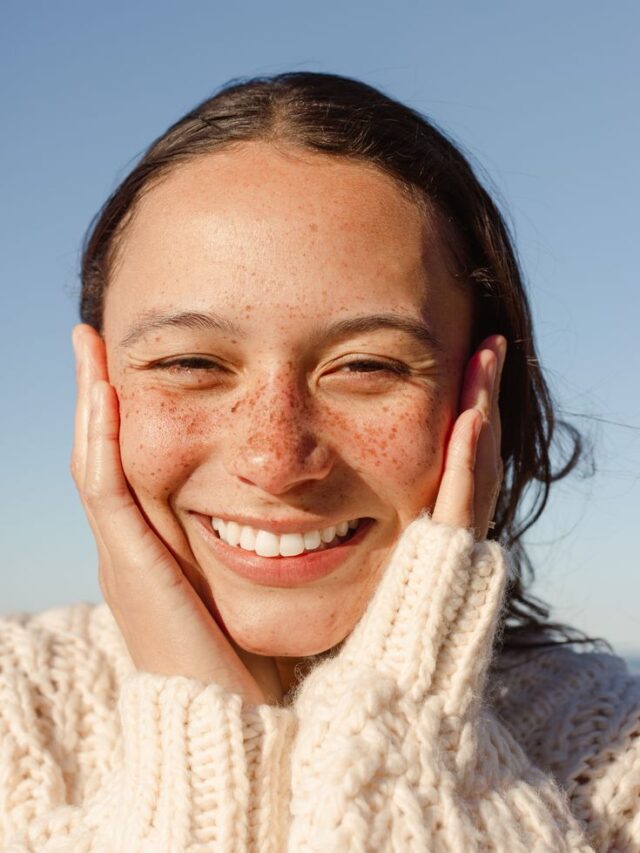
[
  {"x1": 191, "y1": 513, "x2": 375, "y2": 587},
  {"x1": 210, "y1": 516, "x2": 363, "y2": 557}
]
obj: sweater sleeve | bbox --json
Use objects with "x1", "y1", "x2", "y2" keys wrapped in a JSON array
[
  {"x1": 0, "y1": 609, "x2": 294, "y2": 852},
  {"x1": 287, "y1": 515, "x2": 594, "y2": 852}
]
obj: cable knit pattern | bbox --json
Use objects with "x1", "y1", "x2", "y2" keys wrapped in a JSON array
[{"x1": 0, "y1": 515, "x2": 638, "y2": 851}]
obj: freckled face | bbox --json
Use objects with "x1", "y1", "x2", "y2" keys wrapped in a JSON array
[{"x1": 103, "y1": 143, "x2": 473, "y2": 657}]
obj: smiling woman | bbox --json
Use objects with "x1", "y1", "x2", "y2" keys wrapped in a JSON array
[
  {"x1": 102, "y1": 144, "x2": 473, "y2": 662},
  {"x1": 1, "y1": 72, "x2": 639, "y2": 851}
]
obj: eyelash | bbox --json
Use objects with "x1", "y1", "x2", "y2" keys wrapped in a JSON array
[
  {"x1": 153, "y1": 357, "x2": 410, "y2": 376},
  {"x1": 339, "y1": 359, "x2": 410, "y2": 376},
  {"x1": 152, "y1": 357, "x2": 224, "y2": 373}
]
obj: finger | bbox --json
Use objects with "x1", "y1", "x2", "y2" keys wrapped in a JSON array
[
  {"x1": 82, "y1": 380, "x2": 181, "y2": 618},
  {"x1": 71, "y1": 325, "x2": 108, "y2": 487},
  {"x1": 473, "y1": 421, "x2": 502, "y2": 540},
  {"x1": 473, "y1": 337, "x2": 507, "y2": 538},
  {"x1": 489, "y1": 336, "x2": 507, "y2": 457},
  {"x1": 443, "y1": 335, "x2": 506, "y2": 540},
  {"x1": 81, "y1": 382, "x2": 160, "y2": 570},
  {"x1": 71, "y1": 326, "x2": 90, "y2": 487},
  {"x1": 84, "y1": 380, "x2": 131, "y2": 504},
  {"x1": 82, "y1": 381, "x2": 158, "y2": 556},
  {"x1": 459, "y1": 344, "x2": 495, "y2": 419},
  {"x1": 432, "y1": 408, "x2": 483, "y2": 530}
]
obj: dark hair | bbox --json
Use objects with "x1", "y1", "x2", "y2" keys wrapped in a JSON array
[{"x1": 81, "y1": 71, "x2": 607, "y2": 659}]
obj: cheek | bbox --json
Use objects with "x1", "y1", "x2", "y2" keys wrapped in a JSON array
[
  {"x1": 117, "y1": 388, "x2": 218, "y2": 499},
  {"x1": 320, "y1": 386, "x2": 454, "y2": 506}
]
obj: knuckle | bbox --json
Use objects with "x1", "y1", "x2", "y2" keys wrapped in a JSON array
[
  {"x1": 84, "y1": 475, "x2": 128, "y2": 509},
  {"x1": 83, "y1": 479, "x2": 106, "y2": 507}
]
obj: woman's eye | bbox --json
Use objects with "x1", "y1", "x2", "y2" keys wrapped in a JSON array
[
  {"x1": 321, "y1": 359, "x2": 412, "y2": 394},
  {"x1": 149, "y1": 357, "x2": 227, "y2": 385},
  {"x1": 153, "y1": 357, "x2": 222, "y2": 371},
  {"x1": 339, "y1": 359, "x2": 410, "y2": 376}
]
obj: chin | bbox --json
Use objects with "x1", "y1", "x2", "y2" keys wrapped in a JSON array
[{"x1": 220, "y1": 607, "x2": 351, "y2": 659}]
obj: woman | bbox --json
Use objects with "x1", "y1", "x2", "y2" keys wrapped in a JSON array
[{"x1": 0, "y1": 72, "x2": 638, "y2": 851}]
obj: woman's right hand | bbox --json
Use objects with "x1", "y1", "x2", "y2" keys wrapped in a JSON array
[{"x1": 70, "y1": 323, "x2": 283, "y2": 706}]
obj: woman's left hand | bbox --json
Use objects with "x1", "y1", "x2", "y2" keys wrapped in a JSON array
[{"x1": 432, "y1": 334, "x2": 507, "y2": 540}]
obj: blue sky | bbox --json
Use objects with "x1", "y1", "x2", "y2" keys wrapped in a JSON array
[{"x1": 2, "y1": 1, "x2": 638, "y2": 656}]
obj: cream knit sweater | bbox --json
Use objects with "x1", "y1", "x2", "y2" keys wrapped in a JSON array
[{"x1": 0, "y1": 517, "x2": 638, "y2": 851}]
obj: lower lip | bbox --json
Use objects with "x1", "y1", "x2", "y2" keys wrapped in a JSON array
[{"x1": 192, "y1": 515, "x2": 374, "y2": 587}]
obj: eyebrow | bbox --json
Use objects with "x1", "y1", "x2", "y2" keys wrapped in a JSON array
[
  {"x1": 119, "y1": 309, "x2": 441, "y2": 353},
  {"x1": 317, "y1": 314, "x2": 442, "y2": 353},
  {"x1": 119, "y1": 310, "x2": 242, "y2": 348}
]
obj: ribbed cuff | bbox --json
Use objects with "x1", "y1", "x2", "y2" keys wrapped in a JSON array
[
  {"x1": 312, "y1": 515, "x2": 508, "y2": 710},
  {"x1": 113, "y1": 673, "x2": 294, "y2": 852}
]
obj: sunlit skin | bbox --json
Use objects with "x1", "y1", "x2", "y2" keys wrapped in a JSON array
[{"x1": 72, "y1": 142, "x2": 505, "y2": 702}]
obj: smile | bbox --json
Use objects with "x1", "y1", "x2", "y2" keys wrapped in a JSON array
[
  {"x1": 210, "y1": 517, "x2": 361, "y2": 557},
  {"x1": 192, "y1": 513, "x2": 375, "y2": 587}
]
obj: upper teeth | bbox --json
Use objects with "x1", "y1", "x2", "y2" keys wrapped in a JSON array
[{"x1": 211, "y1": 517, "x2": 361, "y2": 557}]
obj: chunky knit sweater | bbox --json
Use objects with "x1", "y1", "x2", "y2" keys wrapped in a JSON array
[{"x1": 0, "y1": 516, "x2": 638, "y2": 851}]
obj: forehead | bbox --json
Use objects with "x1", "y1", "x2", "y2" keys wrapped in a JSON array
[{"x1": 104, "y1": 142, "x2": 470, "y2": 343}]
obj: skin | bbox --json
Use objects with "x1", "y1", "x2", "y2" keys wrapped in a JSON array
[{"x1": 71, "y1": 142, "x2": 505, "y2": 704}]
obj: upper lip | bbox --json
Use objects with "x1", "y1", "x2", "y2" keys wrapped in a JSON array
[{"x1": 191, "y1": 511, "x2": 367, "y2": 535}]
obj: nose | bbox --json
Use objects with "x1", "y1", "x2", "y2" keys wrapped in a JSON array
[{"x1": 225, "y1": 375, "x2": 334, "y2": 495}]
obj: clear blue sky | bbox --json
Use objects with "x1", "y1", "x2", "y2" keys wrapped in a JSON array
[{"x1": 2, "y1": 1, "x2": 638, "y2": 657}]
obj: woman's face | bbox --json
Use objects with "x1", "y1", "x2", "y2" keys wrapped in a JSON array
[{"x1": 103, "y1": 142, "x2": 473, "y2": 657}]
